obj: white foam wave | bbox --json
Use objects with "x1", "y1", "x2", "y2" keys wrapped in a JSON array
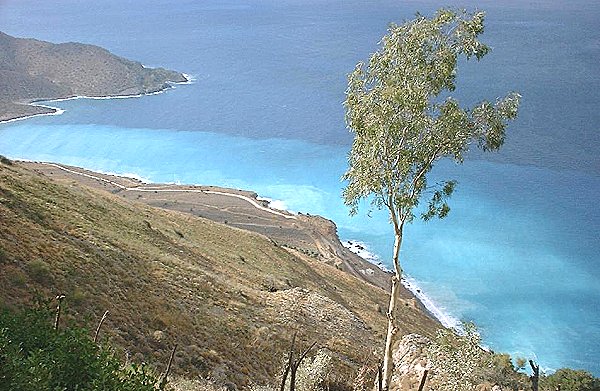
[
  {"x1": 65, "y1": 165, "x2": 153, "y2": 184},
  {"x1": 0, "y1": 72, "x2": 193, "y2": 125},
  {"x1": 46, "y1": 90, "x2": 164, "y2": 102},
  {"x1": 178, "y1": 73, "x2": 196, "y2": 84},
  {"x1": 342, "y1": 240, "x2": 391, "y2": 272},
  {"x1": 401, "y1": 275, "x2": 462, "y2": 330},
  {"x1": 16, "y1": 160, "x2": 155, "y2": 184},
  {"x1": 0, "y1": 103, "x2": 65, "y2": 124},
  {"x1": 342, "y1": 239, "x2": 461, "y2": 330},
  {"x1": 110, "y1": 171, "x2": 153, "y2": 184}
]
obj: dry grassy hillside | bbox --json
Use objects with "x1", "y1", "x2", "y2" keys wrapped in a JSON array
[{"x1": 0, "y1": 158, "x2": 439, "y2": 388}]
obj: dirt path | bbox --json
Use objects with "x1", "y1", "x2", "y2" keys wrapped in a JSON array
[
  {"x1": 23, "y1": 161, "x2": 419, "y2": 298},
  {"x1": 39, "y1": 162, "x2": 297, "y2": 220}
]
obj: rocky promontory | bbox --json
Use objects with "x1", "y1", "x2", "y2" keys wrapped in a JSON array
[{"x1": 0, "y1": 31, "x2": 187, "y2": 122}]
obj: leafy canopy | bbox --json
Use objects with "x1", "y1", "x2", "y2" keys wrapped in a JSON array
[
  {"x1": 343, "y1": 9, "x2": 520, "y2": 225},
  {"x1": 0, "y1": 303, "x2": 158, "y2": 391},
  {"x1": 541, "y1": 368, "x2": 600, "y2": 391}
]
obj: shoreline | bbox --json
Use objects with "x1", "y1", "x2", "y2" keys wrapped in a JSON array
[
  {"x1": 30, "y1": 161, "x2": 297, "y2": 221},
  {"x1": 0, "y1": 73, "x2": 194, "y2": 125},
  {"x1": 342, "y1": 239, "x2": 460, "y2": 330},
  {"x1": 14, "y1": 159, "x2": 445, "y2": 330},
  {"x1": 1, "y1": 158, "x2": 444, "y2": 385},
  {"x1": 401, "y1": 276, "x2": 461, "y2": 329},
  {"x1": 0, "y1": 104, "x2": 66, "y2": 125}
]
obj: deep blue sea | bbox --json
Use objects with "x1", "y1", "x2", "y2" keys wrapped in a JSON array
[{"x1": 1, "y1": 0, "x2": 599, "y2": 376}]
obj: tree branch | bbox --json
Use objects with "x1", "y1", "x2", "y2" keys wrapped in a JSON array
[{"x1": 401, "y1": 144, "x2": 443, "y2": 222}]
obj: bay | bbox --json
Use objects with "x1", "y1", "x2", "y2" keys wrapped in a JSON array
[{"x1": 1, "y1": 0, "x2": 598, "y2": 375}]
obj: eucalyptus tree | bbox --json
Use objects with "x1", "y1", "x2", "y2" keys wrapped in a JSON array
[{"x1": 342, "y1": 9, "x2": 520, "y2": 389}]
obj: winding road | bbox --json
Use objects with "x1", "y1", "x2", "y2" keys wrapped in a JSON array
[{"x1": 39, "y1": 162, "x2": 297, "y2": 220}]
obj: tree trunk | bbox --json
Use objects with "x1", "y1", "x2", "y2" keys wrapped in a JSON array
[
  {"x1": 381, "y1": 231, "x2": 403, "y2": 390},
  {"x1": 289, "y1": 367, "x2": 298, "y2": 391},
  {"x1": 529, "y1": 360, "x2": 540, "y2": 391}
]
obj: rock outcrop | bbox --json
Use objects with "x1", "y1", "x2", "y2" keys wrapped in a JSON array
[
  {"x1": 389, "y1": 333, "x2": 527, "y2": 391},
  {"x1": 390, "y1": 334, "x2": 432, "y2": 391}
]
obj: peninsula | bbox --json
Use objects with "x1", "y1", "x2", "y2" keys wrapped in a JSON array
[{"x1": 0, "y1": 31, "x2": 187, "y2": 122}]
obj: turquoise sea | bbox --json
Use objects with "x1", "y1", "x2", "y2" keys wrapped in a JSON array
[{"x1": 1, "y1": 0, "x2": 599, "y2": 375}]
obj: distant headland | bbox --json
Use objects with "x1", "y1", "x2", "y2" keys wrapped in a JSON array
[{"x1": 0, "y1": 31, "x2": 187, "y2": 122}]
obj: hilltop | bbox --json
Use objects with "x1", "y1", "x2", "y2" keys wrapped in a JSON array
[
  {"x1": 0, "y1": 159, "x2": 439, "y2": 388},
  {"x1": 0, "y1": 31, "x2": 186, "y2": 122}
]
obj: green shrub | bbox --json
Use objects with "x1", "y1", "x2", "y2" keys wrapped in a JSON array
[
  {"x1": 481, "y1": 353, "x2": 527, "y2": 389},
  {"x1": 424, "y1": 322, "x2": 489, "y2": 390},
  {"x1": 0, "y1": 155, "x2": 13, "y2": 165},
  {"x1": 0, "y1": 247, "x2": 9, "y2": 264},
  {"x1": 541, "y1": 368, "x2": 600, "y2": 391},
  {"x1": 0, "y1": 304, "x2": 159, "y2": 391},
  {"x1": 26, "y1": 259, "x2": 52, "y2": 283}
]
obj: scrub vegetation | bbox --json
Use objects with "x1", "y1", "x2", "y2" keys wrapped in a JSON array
[{"x1": 0, "y1": 157, "x2": 438, "y2": 388}]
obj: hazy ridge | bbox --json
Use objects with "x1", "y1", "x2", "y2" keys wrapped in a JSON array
[{"x1": 0, "y1": 31, "x2": 186, "y2": 122}]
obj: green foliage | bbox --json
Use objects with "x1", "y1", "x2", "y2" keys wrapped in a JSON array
[
  {"x1": 342, "y1": 8, "x2": 520, "y2": 224},
  {"x1": 426, "y1": 322, "x2": 487, "y2": 391},
  {"x1": 425, "y1": 326, "x2": 532, "y2": 391},
  {"x1": 422, "y1": 180, "x2": 456, "y2": 221},
  {"x1": 481, "y1": 353, "x2": 527, "y2": 390},
  {"x1": 0, "y1": 304, "x2": 158, "y2": 391},
  {"x1": 515, "y1": 357, "x2": 527, "y2": 371},
  {"x1": 26, "y1": 259, "x2": 53, "y2": 283},
  {"x1": 541, "y1": 368, "x2": 600, "y2": 391},
  {"x1": 0, "y1": 155, "x2": 13, "y2": 165},
  {"x1": 342, "y1": 9, "x2": 520, "y2": 388},
  {"x1": 489, "y1": 353, "x2": 513, "y2": 373}
]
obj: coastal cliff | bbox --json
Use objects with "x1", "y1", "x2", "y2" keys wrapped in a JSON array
[
  {"x1": 3, "y1": 160, "x2": 597, "y2": 391},
  {"x1": 0, "y1": 159, "x2": 440, "y2": 388},
  {"x1": 0, "y1": 31, "x2": 187, "y2": 122}
]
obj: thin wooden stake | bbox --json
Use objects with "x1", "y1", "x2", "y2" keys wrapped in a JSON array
[
  {"x1": 529, "y1": 360, "x2": 540, "y2": 391},
  {"x1": 417, "y1": 369, "x2": 429, "y2": 391},
  {"x1": 289, "y1": 340, "x2": 317, "y2": 391},
  {"x1": 377, "y1": 361, "x2": 383, "y2": 391},
  {"x1": 54, "y1": 294, "x2": 66, "y2": 331},
  {"x1": 280, "y1": 332, "x2": 297, "y2": 391},
  {"x1": 158, "y1": 344, "x2": 178, "y2": 390},
  {"x1": 94, "y1": 310, "x2": 109, "y2": 343}
]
